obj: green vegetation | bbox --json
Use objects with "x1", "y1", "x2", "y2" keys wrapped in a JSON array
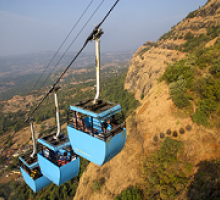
[
  {"x1": 186, "y1": 11, "x2": 197, "y2": 19},
  {"x1": 100, "y1": 73, "x2": 139, "y2": 117},
  {"x1": 114, "y1": 186, "x2": 142, "y2": 200},
  {"x1": 0, "y1": 65, "x2": 138, "y2": 199},
  {"x1": 184, "y1": 31, "x2": 194, "y2": 40},
  {"x1": 93, "y1": 178, "x2": 105, "y2": 192},
  {"x1": 160, "y1": 30, "x2": 174, "y2": 41},
  {"x1": 206, "y1": 25, "x2": 220, "y2": 39},
  {"x1": 0, "y1": 67, "x2": 138, "y2": 137},
  {"x1": 142, "y1": 137, "x2": 191, "y2": 200},
  {"x1": 0, "y1": 183, "x2": 13, "y2": 200},
  {"x1": 182, "y1": 33, "x2": 211, "y2": 52},
  {"x1": 160, "y1": 32, "x2": 220, "y2": 126},
  {"x1": 138, "y1": 47, "x2": 151, "y2": 59},
  {"x1": 187, "y1": 160, "x2": 220, "y2": 200},
  {"x1": 160, "y1": 58, "x2": 194, "y2": 108}
]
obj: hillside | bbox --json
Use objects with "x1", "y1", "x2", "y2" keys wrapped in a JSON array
[
  {"x1": 0, "y1": 66, "x2": 139, "y2": 199},
  {"x1": 2, "y1": 1, "x2": 220, "y2": 199},
  {"x1": 73, "y1": 0, "x2": 220, "y2": 200},
  {"x1": 125, "y1": 0, "x2": 220, "y2": 101}
]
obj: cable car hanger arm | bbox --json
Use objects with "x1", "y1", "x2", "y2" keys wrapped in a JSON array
[{"x1": 13, "y1": 0, "x2": 120, "y2": 137}]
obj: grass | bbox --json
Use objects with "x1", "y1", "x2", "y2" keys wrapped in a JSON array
[
  {"x1": 114, "y1": 186, "x2": 143, "y2": 200},
  {"x1": 160, "y1": 36, "x2": 220, "y2": 127},
  {"x1": 142, "y1": 137, "x2": 192, "y2": 200}
]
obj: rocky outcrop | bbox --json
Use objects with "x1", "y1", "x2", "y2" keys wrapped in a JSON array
[
  {"x1": 74, "y1": 82, "x2": 220, "y2": 200},
  {"x1": 125, "y1": 0, "x2": 220, "y2": 101},
  {"x1": 124, "y1": 46, "x2": 185, "y2": 101},
  {"x1": 74, "y1": 1, "x2": 220, "y2": 199}
]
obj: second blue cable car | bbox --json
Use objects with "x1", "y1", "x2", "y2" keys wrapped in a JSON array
[{"x1": 37, "y1": 86, "x2": 80, "y2": 185}]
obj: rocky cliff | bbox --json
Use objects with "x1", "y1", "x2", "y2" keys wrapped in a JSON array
[
  {"x1": 125, "y1": 0, "x2": 220, "y2": 101},
  {"x1": 74, "y1": 1, "x2": 220, "y2": 199}
]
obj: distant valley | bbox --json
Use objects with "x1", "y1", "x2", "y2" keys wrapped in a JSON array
[{"x1": 0, "y1": 51, "x2": 134, "y2": 100}]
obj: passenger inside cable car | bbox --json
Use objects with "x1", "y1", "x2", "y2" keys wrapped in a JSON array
[
  {"x1": 41, "y1": 146, "x2": 77, "y2": 167},
  {"x1": 67, "y1": 99, "x2": 127, "y2": 166},
  {"x1": 70, "y1": 110, "x2": 124, "y2": 140},
  {"x1": 21, "y1": 163, "x2": 43, "y2": 180}
]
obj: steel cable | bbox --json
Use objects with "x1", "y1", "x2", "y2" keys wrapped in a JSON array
[
  {"x1": 11, "y1": 0, "x2": 120, "y2": 144},
  {"x1": 36, "y1": 0, "x2": 105, "y2": 94},
  {"x1": 30, "y1": 0, "x2": 94, "y2": 94}
]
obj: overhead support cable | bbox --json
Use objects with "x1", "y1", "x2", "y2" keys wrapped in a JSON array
[
  {"x1": 12, "y1": 0, "x2": 120, "y2": 140},
  {"x1": 30, "y1": 0, "x2": 94, "y2": 94},
  {"x1": 36, "y1": 0, "x2": 105, "y2": 94}
]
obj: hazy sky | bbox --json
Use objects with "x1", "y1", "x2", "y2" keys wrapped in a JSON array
[{"x1": 0, "y1": 0, "x2": 207, "y2": 56}]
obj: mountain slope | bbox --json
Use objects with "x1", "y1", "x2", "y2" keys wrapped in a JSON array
[
  {"x1": 125, "y1": 0, "x2": 220, "y2": 101},
  {"x1": 73, "y1": 1, "x2": 220, "y2": 199}
]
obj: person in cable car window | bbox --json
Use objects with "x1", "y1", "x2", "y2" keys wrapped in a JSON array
[
  {"x1": 73, "y1": 112, "x2": 88, "y2": 133},
  {"x1": 102, "y1": 121, "x2": 108, "y2": 134}
]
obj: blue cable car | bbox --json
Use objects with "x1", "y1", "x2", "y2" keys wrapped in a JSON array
[
  {"x1": 67, "y1": 99, "x2": 127, "y2": 166},
  {"x1": 37, "y1": 134, "x2": 80, "y2": 186},
  {"x1": 37, "y1": 86, "x2": 80, "y2": 186},
  {"x1": 19, "y1": 151, "x2": 52, "y2": 193},
  {"x1": 19, "y1": 117, "x2": 51, "y2": 193}
]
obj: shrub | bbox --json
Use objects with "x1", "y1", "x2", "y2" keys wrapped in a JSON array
[
  {"x1": 161, "y1": 59, "x2": 194, "y2": 89},
  {"x1": 179, "y1": 128, "x2": 185, "y2": 134},
  {"x1": 186, "y1": 11, "x2": 196, "y2": 19},
  {"x1": 172, "y1": 131, "x2": 178, "y2": 137},
  {"x1": 10, "y1": 181, "x2": 18, "y2": 190},
  {"x1": 178, "y1": 35, "x2": 183, "y2": 39},
  {"x1": 194, "y1": 75, "x2": 220, "y2": 102},
  {"x1": 186, "y1": 125, "x2": 192, "y2": 131},
  {"x1": 114, "y1": 186, "x2": 142, "y2": 200},
  {"x1": 209, "y1": 56, "x2": 220, "y2": 77},
  {"x1": 168, "y1": 77, "x2": 191, "y2": 108},
  {"x1": 194, "y1": 78, "x2": 206, "y2": 96},
  {"x1": 197, "y1": 54, "x2": 212, "y2": 69},
  {"x1": 207, "y1": 26, "x2": 220, "y2": 38},
  {"x1": 138, "y1": 47, "x2": 151, "y2": 57},
  {"x1": 192, "y1": 110, "x2": 208, "y2": 125},
  {"x1": 166, "y1": 129, "x2": 172, "y2": 135},
  {"x1": 183, "y1": 34, "x2": 210, "y2": 52},
  {"x1": 161, "y1": 31, "x2": 173, "y2": 40},
  {"x1": 184, "y1": 32, "x2": 194, "y2": 40},
  {"x1": 187, "y1": 94, "x2": 194, "y2": 100},
  {"x1": 171, "y1": 93, "x2": 191, "y2": 108},
  {"x1": 198, "y1": 62, "x2": 206, "y2": 69},
  {"x1": 140, "y1": 93, "x2": 144, "y2": 100},
  {"x1": 169, "y1": 77, "x2": 187, "y2": 95},
  {"x1": 93, "y1": 178, "x2": 105, "y2": 192},
  {"x1": 153, "y1": 135, "x2": 159, "y2": 142},
  {"x1": 7, "y1": 164, "x2": 15, "y2": 172}
]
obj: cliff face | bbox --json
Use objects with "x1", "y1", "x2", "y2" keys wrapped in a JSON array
[
  {"x1": 124, "y1": 44, "x2": 185, "y2": 101},
  {"x1": 74, "y1": 1, "x2": 220, "y2": 199},
  {"x1": 74, "y1": 82, "x2": 220, "y2": 200},
  {"x1": 125, "y1": 0, "x2": 220, "y2": 101}
]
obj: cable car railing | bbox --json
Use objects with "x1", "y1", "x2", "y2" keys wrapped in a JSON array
[
  {"x1": 67, "y1": 110, "x2": 125, "y2": 141},
  {"x1": 38, "y1": 145, "x2": 77, "y2": 168}
]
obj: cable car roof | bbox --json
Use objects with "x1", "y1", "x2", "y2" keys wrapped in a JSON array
[
  {"x1": 19, "y1": 151, "x2": 38, "y2": 169},
  {"x1": 37, "y1": 133, "x2": 71, "y2": 151},
  {"x1": 69, "y1": 99, "x2": 122, "y2": 120}
]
